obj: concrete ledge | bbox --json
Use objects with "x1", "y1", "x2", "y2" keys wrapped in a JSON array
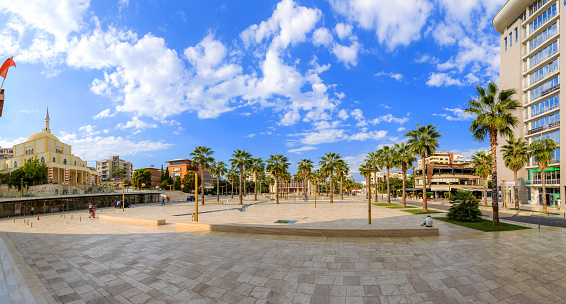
[
  {"x1": 176, "y1": 222, "x2": 439, "y2": 237},
  {"x1": 99, "y1": 215, "x2": 165, "y2": 226}
]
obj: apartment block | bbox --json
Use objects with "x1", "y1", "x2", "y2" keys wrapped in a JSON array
[
  {"x1": 494, "y1": 0, "x2": 563, "y2": 205},
  {"x1": 96, "y1": 156, "x2": 134, "y2": 182}
]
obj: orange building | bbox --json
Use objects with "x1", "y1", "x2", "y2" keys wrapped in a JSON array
[
  {"x1": 134, "y1": 167, "x2": 161, "y2": 188},
  {"x1": 165, "y1": 159, "x2": 213, "y2": 188}
]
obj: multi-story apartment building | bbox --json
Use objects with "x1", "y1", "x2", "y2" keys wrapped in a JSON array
[
  {"x1": 417, "y1": 152, "x2": 467, "y2": 167},
  {"x1": 165, "y1": 159, "x2": 213, "y2": 188},
  {"x1": 96, "y1": 156, "x2": 134, "y2": 182},
  {"x1": 414, "y1": 162, "x2": 489, "y2": 200},
  {"x1": 494, "y1": 0, "x2": 563, "y2": 206},
  {"x1": 0, "y1": 146, "x2": 13, "y2": 160}
]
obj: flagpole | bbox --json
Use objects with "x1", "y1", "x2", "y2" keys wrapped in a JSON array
[{"x1": 1, "y1": 78, "x2": 4, "y2": 90}]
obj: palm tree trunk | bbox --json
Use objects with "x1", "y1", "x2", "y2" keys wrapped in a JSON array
[
  {"x1": 254, "y1": 172, "x2": 258, "y2": 201},
  {"x1": 231, "y1": 179, "x2": 234, "y2": 199},
  {"x1": 340, "y1": 174, "x2": 344, "y2": 200},
  {"x1": 542, "y1": 167, "x2": 547, "y2": 213},
  {"x1": 374, "y1": 170, "x2": 378, "y2": 202},
  {"x1": 201, "y1": 172, "x2": 205, "y2": 205},
  {"x1": 239, "y1": 167, "x2": 243, "y2": 205},
  {"x1": 386, "y1": 167, "x2": 391, "y2": 204},
  {"x1": 490, "y1": 131, "x2": 500, "y2": 226},
  {"x1": 217, "y1": 173, "x2": 220, "y2": 202},
  {"x1": 330, "y1": 172, "x2": 334, "y2": 203},
  {"x1": 483, "y1": 178, "x2": 487, "y2": 206},
  {"x1": 275, "y1": 176, "x2": 279, "y2": 204},
  {"x1": 421, "y1": 156, "x2": 428, "y2": 212},
  {"x1": 304, "y1": 174, "x2": 309, "y2": 201},
  {"x1": 514, "y1": 170, "x2": 519, "y2": 210},
  {"x1": 402, "y1": 168, "x2": 406, "y2": 208}
]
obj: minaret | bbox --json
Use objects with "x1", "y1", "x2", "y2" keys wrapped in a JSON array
[{"x1": 44, "y1": 107, "x2": 50, "y2": 133}]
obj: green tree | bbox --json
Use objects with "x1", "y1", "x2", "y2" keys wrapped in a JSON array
[
  {"x1": 465, "y1": 82, "x2": 520, "y2": 226},
  {"x1": 133, "y1": 169, "x2": 152, "y2": 188},
  {"x1": 123, "y1": 180, "x2": 132, "y2": 187},
  {"x1": 226, "y1": 168, "x2": 238, "y2": 199},
  {"x1": 182, "y1": 172, "x2": 201, "y2": 192},
  {"x1": 502, "y1": 137, "x2": 530, "y2": 209},
  {"x1": 366, "y1": 152, "x2": 380, "y2": 202},
  {"x1": 266, "y1": 154, "x2": 290, "y2": 204},
  {"x1": 394, "y1": 143, "x2": 416, "y2": 208},
  {"x1": 530, "y1": 139, "x2": 558, "y2": 213},
  {"x1": 190, "y1": 146, "x2": 215, "y2": 205},
  {"x1": 230, "y1": 149, "x2": 252, "y2": 205},
  {"x1": 174, "y1": 176, "x2": 181, "y2": 190},
  {"x1": 249, "y1": 158, "x2": 264, "y2": 201},
  {"x1": 297, "y1": 159, "x2": 314, "y2": 198},
  {"x1": 112, "y1": 169, "x2": 127, "y2": 179},
  {"x1": 336, "y1": 160, "x2": 349, "y2": 200},
  {"x1": 164, "y1": 168, "x2": 173, "y2": 185},
  {"x1": 209, "y1": 161, "x2": 228, "y2": 202},
  {"x1": 446, "y1": 190, "x2": 481, "y2": 222},
  {"x1": 472, "y1": 151, "x2": 492, "y2": 206},
  {"x1": 359, "y1": 161, "x2": 373, "y2": 200},
  {"x1": 22, "y1": 157, "x2": 47, "y2": 186},
  {"x1": 377, "y1": 146, "x2": 396, "y2": 204},
  {"x1": 405, "y1": 123, "x2": 442, "y2": 212},
  {"x1": 319, "y1": 152, "x2": 342, "y2": 203}
]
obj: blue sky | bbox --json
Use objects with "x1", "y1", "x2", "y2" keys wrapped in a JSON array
[{"x1": 0, "y1": 0, "x2": 506, "y2": 181}]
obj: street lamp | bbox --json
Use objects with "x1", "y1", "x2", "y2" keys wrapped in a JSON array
[
  {"x1": 120, "y1": 183, "x2": 126, "y2": 212},
  {"x1": 187, "y1": 170, "x2": 202, "y2": 222},
  {"x1": 309, "y1": 179, "x2": 319, "y2": 208},
  {"x1": 359, "y1": 168, "x2": 375, "y2": 225}
]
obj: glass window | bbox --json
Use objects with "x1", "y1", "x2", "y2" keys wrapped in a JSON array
[
  {"x1": 505, "y1": 38, "x2": 507, "y2": 51},
  {"x1": 41, "y1": 157, "x2": 44, "y2": 163},
  {"x1": 510, "y1": 34, "x2": 512, "y2": 47},
  {"x1": 530, "y1": 76, "x2": 559, "y2": 101},
  {"x1": 528, "y1": 22, "x2": 557, "y2": 52},
  {"x1": 53, "y1": 157, "x2": 56, "y2": 162},
  {"x1": 529, "y1": 59, "x2": 558, "y2": 87},
  {"x1": 63, "y1": 159, "x2": 67, "y2": 165},
  {"x1": 528, "y1": 4, "x2": 557, "y2": 34},
  {"x1": 14, "y1": 161, "x2": 17, "y2": 167},
  {"x1": 530, "y1": 41, "x2": 558, "y2": 68},
  {"x1": 515, "y1": 28, "x2": 518, "y2": 42}
]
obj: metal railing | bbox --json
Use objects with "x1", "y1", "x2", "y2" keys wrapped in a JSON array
[
  {"x1": 0, "y1": 187, "x2": 159, "y2": 201},
  {"x1": 531, "y1": 179, "x2": 560, "y2": 185}
]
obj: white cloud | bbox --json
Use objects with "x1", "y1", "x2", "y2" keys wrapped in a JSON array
[
  {"x1": 288, "y1": 146, "x2": 317, "y2": 154},
  {"x1": 397, "y1": 127, "x2": 405, "y2": 132},
  {"x1": 58, "y1": 132, "x2": 171, "y2": 162},
  {"x1": 300, "y1": 128, "x2": 348, "y2": 145},
  {"x1": 426, "y1": 72, "x2": 464, "y2": 87},
  {"x1": 433, "y1": 107, "x2": 472, "y2": 121},
  {"x1": 0, "y1": 136, "x2": 26, "y2": 148},
  {"x1": 93, "y1": 108, "x2": 116, "y2": 120},
  {"x1": 351, "y1": 109, "x2": 364, "y2": 121},
  {"x1": 414, "y1": 53, "x2": 439, "y2": 64},
  {"x1": 449, "y1": 147, "x2": 490, "y2": 160},
  {"x1": 375, "y1": 71, "x2": 403, "y2": 81},
  {"x1": 335, "y1": 23, "x2": 353, "y2": 39},
  {"x1": 370, "y1": 114, "x2": 409, "y2": 125},
  {"x1": 337, "y1": 109, "x2": 349, "y2": 120},
  {"x1": 78, "y1": 125, "x2": 101, "y2": 136},
  {"x1": 329, "y1": 0, "x2": 432, "y2": 51},
  {"x1": 20, "y1": 109, "x2": 34, "y2": 113},
  {"x1": 116, "y1": 117, "x2": 157, "y2": 130},
  {"x1": 332, "y1": 41, "x2": 360, "y2": 67},
  {"x1": 312, "y1": 28, "x2": 333, "y2": 46},
  {"x1": 349, "y1": 130, "x2": 387, "y2": 141}
]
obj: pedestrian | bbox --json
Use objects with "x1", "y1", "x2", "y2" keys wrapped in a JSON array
[
  {"x1": 31, "y1": 207, "x2": 35, "y2": 216},
  {"x1": 161, "y1": 197, "x2": 165, "y2": 206},
  {"x1": 420, "y1": 215, "x2": 433, "y2": 227},
  {"x1": 92, "y1": 204, "x2": 97, "y2": 218},
  {"x1": 88, "y1": 203, "x2": 93, "y2": 218},
  {"x1": 557, "y1": 196, "x2": 561, "y2": 211}
]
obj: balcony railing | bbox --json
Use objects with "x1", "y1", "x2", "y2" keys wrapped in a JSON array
[
  {"x1": 530, "y1": 179, "x2": 560, "y2": 185},
  {"x1": 527, "y1": 120, "x2": 560, "y2": 135},
  {"x1": 526, "y1": 104, "x2": 559, "y2": 120},
  {"x1": 527, "y1": 159, "x2": 560, "y2": 167}
]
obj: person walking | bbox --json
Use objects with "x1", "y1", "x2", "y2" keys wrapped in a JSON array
[
  {"x1": 88, "y1": 203, "x2": 93, "y2": 218},
  {"x1": 30, "y1": 207, "x2": 35, "y2": 216}
]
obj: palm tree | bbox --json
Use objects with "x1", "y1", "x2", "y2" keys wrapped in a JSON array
[
  {"x1": 376, "y1": 146, "x2": 395, "y2": 204},
  {"x1": 501, "y1": 137, "x2": 530, "y2": 209},
  {"x1": 230, "y1": 149, "x2": 252, "y2": 205},
  {"x1": 190, "y1": 146, "x2": 215, "y2": 205},
  {"x1": 266, "y1": 154, "x2": 290, "y2": 204},
  {"x1": 297, "y1": 159, "x2": 314, "y2": 200},
  {"x1": 465, "y1": 82, "x2": 520, "y2": 226},
  {"x1": 336, "y1": 160, "x2": 349, "y2": 200},
  {"x1": 405, "y1": 123, "x2": 442, "y2": 212},
  {"x1": 226, "y1": 168, "x2": 238, "y2": 199},
  {"x1": 265, "y1": 175, "x2": 275, "y2": 199},
  {"x1": 367, "y1": 151, "x2": 380, "y2": 202},
  {"x1": 471, "y1": 151, "x2": 491, "y2": 207},
  {"x1": 359, "y1": 162, "x2": 373, "y2": 200},
  {"x1": 319, "y1": 152, "x2": 342, "y2": 203},
  {"x1": 530, "y1": 139, "x2": 558, "y2": 213},
  {"x1": 394, "y1": 143, "x2": 416, "y2": 208},
  {"x1": 249, "y1": 158, "x2": 264, "y2": 201},
  {"x1": 209, "y1": 161, "x2": 227, "y2": 202}
]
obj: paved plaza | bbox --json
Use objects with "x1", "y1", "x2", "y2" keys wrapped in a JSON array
[{"x1": 1, "y1": 197, "x2": 566, "y2": 303}]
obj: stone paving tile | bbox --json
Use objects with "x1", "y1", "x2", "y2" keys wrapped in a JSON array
[{"x1": 2, "y1": 199, "x2": 566, "y2": 303}]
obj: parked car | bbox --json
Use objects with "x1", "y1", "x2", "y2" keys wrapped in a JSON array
[
  {"x1": 187, "y1": 196, "x2": 195, "y2": 201},
  {"x1": 115, "y1": 200, "x2": 131, "y2": 208}
]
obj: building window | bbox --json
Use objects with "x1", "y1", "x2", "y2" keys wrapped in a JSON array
[
  {"x1": 63, "y1": 159, "x2": 67, "y2": 165},
  {"x1": 505, "y1": 38, "x2": 507, "y2": 51},
  {"x1": 74, "y1": 161, "x2": 77, "y2": 166},
  {"x1": 509, "y1": 34, "x2": 512, "y2": 47},
  {"x1": 31, "y1": 149, "x2": 33, "y2": 154},
  {"x1": 14, "y1": 161, "x2": 17, "y2": 168},
  {"x1": 515, "y1": 28, "x2": 518, "y2": 42},
  {"x1": 53, "y1": 157, "x2": 56, "y2": 162},
  {"x1": 41, "y1": 157, "x2": 44, "y2": 163}
]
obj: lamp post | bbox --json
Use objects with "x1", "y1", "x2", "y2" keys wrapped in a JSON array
[
  {"x1": 187, "y1": 170, "x2": 202, "y2": 222},
  {"x1": 309, "y1": 179, "x2": 319, "y2": 208},
  {"x1": 121, "y1": 183, "x2": 125, "y2": 212},
  {"x1": 501, "y1": 180, "x2": 506, "y2": 209},
  {"x1": 359, "y1": 168, "x2": 375, "y2": 225}
]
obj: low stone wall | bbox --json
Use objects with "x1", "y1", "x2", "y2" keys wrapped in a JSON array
[{"x1": 99, "y1": 215, "x2": 166, "y2": 226}]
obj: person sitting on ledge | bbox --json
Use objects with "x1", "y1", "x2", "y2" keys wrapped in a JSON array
[{"x1": 421, "y1": 215, "x2": 433, "y2": 227}]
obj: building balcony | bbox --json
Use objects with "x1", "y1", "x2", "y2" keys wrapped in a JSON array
[
  {"x1": 523, "y1": 65, "x2": 559, "y2": 92},
  {"x1": 526, "y1": 159, "x2": 560, "y2": 168},
  {"x1": 525, "y1": 105, "x2": 559, "y2": 122},
  {"x1": 523, "y1": 47, "x2": 559, "y2": 76},
  {"x1": 523, "y1": 84, "x2": 560, "y2": 106},
  {"x1": 525, "y1": 120, "x2": 560, "y2": 137},
  {"x1": 528, "y1": 178, "x2": 560, "y2": 185},
  {"x1": 523, "y1": 3, "x2": 558, "y2": 41}
]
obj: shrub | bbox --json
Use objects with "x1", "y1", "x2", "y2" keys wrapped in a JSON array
[{"x1": 446, "y1": 190, "x2": 481, "y2": 222}]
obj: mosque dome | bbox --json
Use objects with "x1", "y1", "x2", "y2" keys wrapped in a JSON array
[{"x1": 26, "y1": 131, "x2": 60, "y2": 142}]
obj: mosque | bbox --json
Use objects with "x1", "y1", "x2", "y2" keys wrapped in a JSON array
[{"x1": 0, "y1": 108, "x2": 99, "y2": 186}]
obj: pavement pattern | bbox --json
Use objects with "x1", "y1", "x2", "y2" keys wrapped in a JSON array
[{"x1": 1, "y1": 197, "x2": 566, "y2": 303}]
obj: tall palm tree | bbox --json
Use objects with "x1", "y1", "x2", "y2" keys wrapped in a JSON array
[
  {"x1": 319, "y1": 152, "x2": 342, "y2": 203},
  {"x1": 249, "y1": 158, "x2": 264, "y2": 201},
  {"x1": 266, "y1": 154, "x2": 290, "y2": 204},
  {"x1": 190, "y1": 146, "x2": 215, "y2": 205},
  {"x1": 297, "y1": 159, "x2": 314, "y2": 199},
  {"x1": 405, "y1": 123, "x2": 442, "y2": 212},
  {"x1": 472, "y1": 151, "x2": 492, "y2": 207},
  {"x1": 502, "y1": 137, "x2": 530, "y2": 209},
  {"x1": 265, "y1": 175, "x2": 275, "y2": 199},
  {"x1": 366, "y1": 152, "x2": 380, "y2": 202},
  {"x1": 465, "y1": 82, "x2": 520, "y2": 226},
  {"x1": 209, "y1": 161, "x2": 227, "y2": 202},
  {"x1": 376, "y1": 146, "x2": 395, "y2": 204},
  {"x1": 530, "y1": 139, "x2": 558, "y2": 213},
  {"x1": 226, "y1": 168, "x2": 238, "y2": 199},
  {"x1": 336, "y1": 160, "x2": 349, "y2": 200},
  {"x1": 394, "y1": 143, "x2": 416, "y2": 208},
  {"x1": 230, "y1": 149, "x2": 252, "y2": 205},
  {"x1": 359, "y1": 162, "x2": 373, "y2": 200}
]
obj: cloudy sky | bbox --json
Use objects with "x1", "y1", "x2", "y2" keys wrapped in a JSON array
[{"x1": 0, "y1": 0, "x2": 504, "y2": 180}]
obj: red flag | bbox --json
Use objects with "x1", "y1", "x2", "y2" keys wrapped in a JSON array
[{"x1": 0, "y1": 57, "x2": 16, "y2": 79}]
